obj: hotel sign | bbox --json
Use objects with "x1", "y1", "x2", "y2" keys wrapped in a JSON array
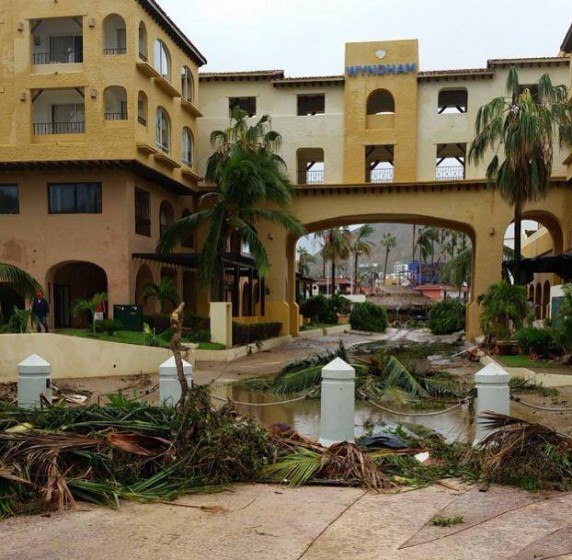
[{"x1": 346, "y1": 62, "x2": 416, "y2": 77}]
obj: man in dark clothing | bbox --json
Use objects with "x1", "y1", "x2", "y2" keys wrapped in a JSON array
[{"x1": 32, "y1": 290, "x2": 49, "y2": 333}]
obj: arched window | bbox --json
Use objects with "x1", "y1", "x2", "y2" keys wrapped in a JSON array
[
  {"x1": 103, "y1": 86, "x2": 127, "y2": 120},
  {"x1": 182, "y1": 128, "x2": 194, "y2": 166},
  {"x1": 137, "y1": 91, "x2": 148, "y2": 126},
  {"x1": 159, "y1": 201, "x2": 174, "y2": 237},
  {"x1": 138, "y1": 22, "x2": 148, "y2": 60},
  {"x1": 181, "y1": 66, "x2": 194, "y2": 102},
  {"x1": 155, "y1": 107, "x2": 170, "y2": 152},
  {"x1": 366, "y1": 89, "x2": 395, "y2": 115},
  {"x1": 153, "y1": 39, "x2": 171, "y2": 80},
  {"x1": 103, "y1": 14, "x2": 126, "y2": 55}
]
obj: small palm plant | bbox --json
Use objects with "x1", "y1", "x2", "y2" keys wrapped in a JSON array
[
  {"x1": 142, "y1": 278, "x2": 179, "y2": 313},
  {"x1": 72, "y1": 292, "x2": 108, "y2": 335}
]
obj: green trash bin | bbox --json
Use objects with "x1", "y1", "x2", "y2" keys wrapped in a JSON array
[{"x1": 113, "y1": 305, "x2": 143, "y2": 331}]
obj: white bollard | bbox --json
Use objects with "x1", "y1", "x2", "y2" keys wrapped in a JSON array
[
  {"x1": 18, "y1": 354, "x2": 52, "y2": 409},
  {"x1": 319, "y1": 357, "x2": 355, "y2": 446},
  {"x1": 159, "y1": 356, "x2": 193, "y2": 406},
  {"x1": 473, "y1": 362, "x2": 510, "y2": 445}
]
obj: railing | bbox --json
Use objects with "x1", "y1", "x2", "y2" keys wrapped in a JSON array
[
  {"x1": 435, "y1": 166, "x2": 465, "y2": 181},
  {"x1": 138, "y1": 52, "x2": 148, "y2": 62},
  {"x1": 135, "y1": 219, "x2": 151, "y2": 237},
  {"x1": 369, "y1": 168, "x2": 394, "y2": 183},
  {"x1": 104, "y1": 112, "x2": 128, "y2": 121},
  {"x1": 137, "y1": 115, "x2": 147, "y2": 126},
  {"x1": 33, "y1": 51, "x2": 83, "y2": 64},
  {"x1": 33, "y1": 121, "x2": 85, "y2": 135},
  {"x1": 297, "y1": 170, "x2": 324, "y2": 184},
  {"x1": 104, "y1": 47, "x2": 127, "y2": 55}
]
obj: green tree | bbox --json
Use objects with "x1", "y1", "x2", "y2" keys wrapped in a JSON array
[
  {"x1": 321, "y1": 227, "x2": 351, "y2": 295},
  {"x1": 296, "y1": 247, "x2": 316, "y2": 277},
  {"x1": 157, "y1": 108, "x2": 305, "y2": 300},
  {"x1": 0, "y1": 263, "x2": 43, "y2": 302},
  {"x1": 350, "y1": 224, "x2": 375, "y2": 293},
  {"x1": 72, "y1": 292, "x2": 108, "y2": 335},
  {"x1": 468, "y1": 67, "x2": 572, "y2": 283},
  {"x1": 380, "y1": 232, "x2": 397, "y2": 284},
  {"x1": 142, "y1": 277, "x2": 179, "y2": 313},
  {"x1": 415, "y1": 227, "x2": 438, "y2": 282}
]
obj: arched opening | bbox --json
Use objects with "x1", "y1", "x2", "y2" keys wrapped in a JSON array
[
  {"x1": 535, "y1": 282, "x2": 542, "y2": 319},
  {"x1": 153, "y1": 39, "x2": 171, "y2": 80},
  {"x1": 135, "y1": 264, "x2": 154, "y2": 314},
  {"x1": 159, "y1": 200, "x2": 174, "y2": 238},
  {"x1": 155, "y1": 107, "x2": 170, "y2": 152},
  {"x1": 181, "y1": 66, "x2": 194, "y2": 102},
  {"x1": 137, "y1": 91, "x2": 148, "y2": 126},
  {"x1": 543, "y1": 280, "x2": 551, "y2": 320},
  {"x1": 528, "y1": 284, "x2": 535, "y2": 300},
  {"x1": 160, "y1": 267, "x2": 178, "y2": 314},
  {"x1": 103, "y1": 86, "x2": 127, "y2": 120},
  {"x1": 180, "y1": 208, "x2": 194, "y2": 249},
  {"x1": 103, "y1": 14, "x2": 126, "y2": 55},
  {"x1": 367, "y1": 89, "x2": 395, "y2": 115},
  {"x1": 138, "y1": 22, "x2": 148, "y2": 60},
  {"x1": 242, "y1": 281, "x2": 252, "y2": 317},
  {"x1": 49, "y1": 261, "x2": 108, "y2": 328},
  {"x1": 182, "y1": 127, "x2": 194, "y2": 166}
]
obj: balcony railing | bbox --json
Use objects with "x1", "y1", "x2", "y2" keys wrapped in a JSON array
[
  {"x1": 104, "y1": 47, "x2": 127, "y2": 55},
  {"x1": 138, "y1": 52, "x2": 148, "y2": 62},
  {"x1": 436, "y1": 166, "x2": 465, "y2": 181},
  {"x1": 33, "y1": 121, "x2": 85, "y2": 135},
  {"x1": 297, "y1": 170, "x2": 324, "y2": 184},
  {"x1": 33, "y1": 50, "x2": 83, "y2": 65},
  {"x1": 104, "y1": 112, "x2": 128, "y2": 121},
  {"x1": 369, "y1": 168, "x2": 394, "y2": 183},
  {"x1": 137, "y1": 115, "x2": 147, "y2": 126}
]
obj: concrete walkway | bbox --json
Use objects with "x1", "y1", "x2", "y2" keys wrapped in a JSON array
[{"x1": 2, "y1": 483, "x2": 571, "y2": 559}]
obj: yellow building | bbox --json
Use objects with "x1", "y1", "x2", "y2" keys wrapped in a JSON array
[{"x1": 0, "y1": 1, "x2": 571, "y2": 339}]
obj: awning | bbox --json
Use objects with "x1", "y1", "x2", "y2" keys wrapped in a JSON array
[{"x1": 503, "y1": 254, "x2": 572, "y2": 284}]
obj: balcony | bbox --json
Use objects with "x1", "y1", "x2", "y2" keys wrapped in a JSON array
[
  {"x1": 31, "y1": 17, "x2": 83, "y2": 67},
  {"x1": 297, "y1": 170, "x2": 324, "y2": 184},
  {"x1": 33, "y1": 121, "x2": 85, "y2": 135},
  {"x1": 435, "y1": 166, "x2": 465, "y2": 181},
  {"x1": 370, "y1": 168, "x2": 394, "y2": 183},
  {"x1": 104, "y1": 112, "x2": 128, "y2": 121},
  {"x1": 104, "y1": 47, "x2": 126, "y2": 56},
  {"x1": 33, "y1": 50, "x2": 83, "y2": 65}
]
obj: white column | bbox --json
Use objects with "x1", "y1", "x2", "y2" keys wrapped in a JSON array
[
  {"x1": 210, "y1": 302, "x2": 232, "y2": 347},
  {"x1": 159, "y1": 356, "x2": 193, "y2": 406},
  {"x1": 474, "y1": 362, "x2": 510, "y2": 445},
  {"x1": 18, "y1": 354, "x2": 52, "y2": 409},
  {"x1": 319, "y1": 357, "x2": 355, "y2": 446}
]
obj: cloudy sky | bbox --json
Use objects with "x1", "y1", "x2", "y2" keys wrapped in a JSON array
[{"x1": 159, "y1": 0, "x2": 571, "y2": 75}]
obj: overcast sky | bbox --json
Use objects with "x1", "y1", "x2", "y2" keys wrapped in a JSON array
[{"x1": 160, "y1": 0, "x2": 571, "y2": 76}]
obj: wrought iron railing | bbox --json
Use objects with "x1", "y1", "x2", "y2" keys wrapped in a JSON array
[
  {"x1": 104, "y1": 112, "x2": 128, "y2": 121},
  {"x1": 104, "y1": 47, "x2": 127, "y2": 55},
  {"x1": 369, "y1": 168, "x2": 394, "y2": 183},
  {"x1": 297, "y1": 170, "x2": 324, "y2": 184},
  {"x1": 33, "y1": 121, "x2": 85, "y2": 135},
  {"x1": 33, "y1": 51, "x2": 83, "y2": 64},
  {"x1": 435, "y1": 166, "x2": 465, "y2": 181}
]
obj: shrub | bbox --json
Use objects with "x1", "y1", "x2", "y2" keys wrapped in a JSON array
[
  {"x1": 515, "y1": 327, "x2": 560, "y2": 357},
  {"x1": 349, "y1": 302, "x2": 388, "y2": 332},
  {"x1": 330, "y1": 294, "x2": 352, "y2": 316},
  {"x1": 232, "y1": 322, "x2": 282, "y2": 346},
  {"x1": 183, "y1": 313, "x2": 210, "y2": 332},
  {"x1": 182, "y1": 328, "x2": 211, "y2": 343},
  {"x1": 142, "y1": 313, "x2": 170, "y2": 333},
  {"x1": 428, "y1": 299, "x2": 465, "y2": 335},
  {"x1": 95, "y1": 319, "x2": 123, "y2": 336},
  {"x1": 299, "y1": 295, "x2": 333, "y2": 324},
  {"x1": 556, "y1": 283, "x2": 572, "y2": 351}
]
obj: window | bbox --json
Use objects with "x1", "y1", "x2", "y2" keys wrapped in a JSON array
[
  {"x1": 182, "y1": 128, "x2": 194, "y2": 165},
  {"x1": 155, "y1": 107, "x2": 170, "y2": 152},
  {"x1": 159, "y1": 201, "x2": 174, "y2": 237},
  {"x1": 367, "y1": 90, "x2": 395, "y2": 115},
  {"x1": 138, "y1": 22, "x2": 148, "y2": 61},
  {"x1": 137, "y1": 91, "x2": 148, "y2": 126},
  {"x1": 0, "y1": 185, "x2": 19, "y2": 214},
  {"x1": 437, "y1": 89, "x2": 467, "y2": 114},
  {"x1": 297, "y1": 94, "x2": 325, "y2": 116},
  {"x1": 229, "y1": 97, "x2": 256, "y2": 117},
  {"x1": 46, "y1": 35, "x2": 83, "y2": 64},
  {"x1": 153, "y1": 39, "x2": 170, "y2": 80},
  {"x1": 103, "y1": 15, "x2": 127, "y2": 55},
  {"x1": 181, "y1": 67, "x2": 194, "y2": 102},
  {"x1": 48, "y1": 183, "x2": 101, "y2": 213},
  {"x1": 135, "y1": 188, "x2": 151, "y2": 236},
  {"x1": 365, "y1": 145, "x2": 394, "y2": 183}
]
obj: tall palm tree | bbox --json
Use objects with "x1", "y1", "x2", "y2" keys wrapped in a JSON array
[
  {"x1": 416, "y1": 227, "x2": 438, "y2": 283},
  {"x1": 142, "y1": 277, "x2": 179, "y2": 313},
  {"x1": 350, "y1": 224, "x2": 375, "y2": 293},
  {"x1": 296, "y1": 247, "x2": 316, "y2": 277},
  {"x1": 469, "y1": 66, "x2": 572, "y2": 284},
  {"x1": 380, "y1": 233, "x2": 397, "y2": 284},
  {"x1": 321, "y1": 227, "x2": 351, "y2": 295},
  {"x1": 157, "y1": 108, "x2": 305, "y2": 300}
]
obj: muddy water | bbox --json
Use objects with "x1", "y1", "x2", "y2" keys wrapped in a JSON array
[{"x1": 212, "y1": 384, "x2": 469, "y2": 442}]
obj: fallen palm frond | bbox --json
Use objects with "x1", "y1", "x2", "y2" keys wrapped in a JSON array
[{"x1": 470, "y1": 412, "x2": 572, "y2": 490}]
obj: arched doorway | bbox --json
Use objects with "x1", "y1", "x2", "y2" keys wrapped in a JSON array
[
  {"x1": 135, "y1": 264, "x2": 154, "y2": 314},
  {"x1": 49, "y1": 262, "x2": 107, "y2": 328},
  {"x1": 543, "y1": 280, "x2": 551, "y2": 320},
  {"x1": 535, "y1": 283, "x2": 542, "y2": 320}
]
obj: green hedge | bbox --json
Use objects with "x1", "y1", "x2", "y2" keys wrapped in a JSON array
[
  {"x1": 428, "y1": 299, "x2": 465, "y2": 335},
  {"x1": 232, "y1": 322, "x2": 282, "y2": 346},
  {"x1": 142, "y1": 313, "x2": 210, "y2": 334},
  {"x1": 515, "y1": 327, "x2": 559, "y2": 357},
  {"x1": 349, "y1": 302, "x2": 387, "y2": 332}
]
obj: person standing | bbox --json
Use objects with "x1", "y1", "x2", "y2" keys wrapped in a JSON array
[{"x1": 32, "y1": 290, "x2": 49, "y2": 333}]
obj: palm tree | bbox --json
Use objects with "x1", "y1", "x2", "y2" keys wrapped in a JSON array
[
  {"x1": 157, "y1": 108, "x2": 305, "y2": 300},
  {"x1": 0, "y1": 263, "x2": 43, "y2": 301},
  {"x1": 469, "y1": 66, "x2": 572, "y2": 284},
  {"x1": 416, "y1": 227, "x2": 438, "y2": 283},
  {"x1": 296, "y1": 247, "x2": 316, "y2": 277},
  {"x1": 380, "y1": 233, "x2": 397, "y2": 284},
  {"x1": 72, "y1": 292, "x2": 108, "y2": 334},
  {"x1": 321, "y1": 228, "x2": 351, "y2": 295},
  {"x1": 350, "y1": 224, "x2": 375, "y2": 293},
  {"x1": 142, "y1": 277, "x2": 179, "y2": 313}
]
